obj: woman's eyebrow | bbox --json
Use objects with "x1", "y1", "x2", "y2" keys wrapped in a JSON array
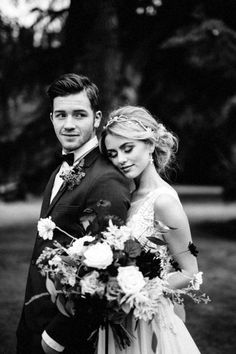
[{"x1": 107, "y1": 142, "x2": 133, "y2": 151}]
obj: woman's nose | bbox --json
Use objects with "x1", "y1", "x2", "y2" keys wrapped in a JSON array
[{"x1": 117, "y1": 152, "x2": 127, "y2": 165}]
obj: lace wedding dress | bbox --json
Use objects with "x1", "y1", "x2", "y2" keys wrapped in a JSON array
[{"x1": 97, "y1": 187, "x2": 201, "y2": 354}]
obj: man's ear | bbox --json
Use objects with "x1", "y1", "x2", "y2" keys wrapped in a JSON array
[{"x1": 94, "y1": 110, "x2": 102, "y2": 129}]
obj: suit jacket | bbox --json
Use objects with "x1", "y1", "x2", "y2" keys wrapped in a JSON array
[{"x1": 16, "y1": 147, "x2": 131, "y2": 354}]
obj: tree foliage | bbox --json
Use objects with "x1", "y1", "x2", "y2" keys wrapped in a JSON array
[{"x1": 0, "y1": 0, "x2": 236, "y2": 198}]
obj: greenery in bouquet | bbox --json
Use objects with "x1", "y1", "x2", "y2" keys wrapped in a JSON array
[{"x1": 27, "y1": 200, "x2": 210, "y2": 350}]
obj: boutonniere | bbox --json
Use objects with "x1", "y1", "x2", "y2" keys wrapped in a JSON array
[{"x1": 60, "y1": 159, "x2": 86, "y2": 190}]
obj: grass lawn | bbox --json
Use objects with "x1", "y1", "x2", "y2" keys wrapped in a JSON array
[{"x1": 0, "y1": 197, "x2": 236, "y2": 354}]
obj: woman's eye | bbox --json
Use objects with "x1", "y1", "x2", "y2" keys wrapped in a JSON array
[
  {"x1": 124, "y1": 147, "x2": 133, "y2": 153},
  {"x1": 107, "y1": 152, "x2": 117, "y2": 159}
]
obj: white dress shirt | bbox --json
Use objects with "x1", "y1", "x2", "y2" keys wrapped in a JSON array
[
  {"x1": 50, "y1": 136, "x2": 98, "y2": 203},
  {"x1": 43, "y1": 136, "x2": 98, "y2": 352}
]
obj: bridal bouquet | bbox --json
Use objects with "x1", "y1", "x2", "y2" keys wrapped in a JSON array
[{"x1": 29, "y1": 200, "x2": 209, "y2": 350}]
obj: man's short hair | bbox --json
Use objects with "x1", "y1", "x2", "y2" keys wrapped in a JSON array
[{"x1": 47, "y1": 73, "x2": 100, "y2": 112}]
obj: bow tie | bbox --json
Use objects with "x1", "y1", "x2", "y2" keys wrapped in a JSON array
[{"x1": 60, "y1": 153, "x2": 75, "y2": 166}]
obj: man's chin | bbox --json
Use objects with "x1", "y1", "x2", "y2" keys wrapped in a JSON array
[{"x1": 62, "y1": 142, "x2": 81, "y2": 152}]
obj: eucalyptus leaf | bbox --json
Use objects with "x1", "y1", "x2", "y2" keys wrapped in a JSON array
[
  {"x1": 147, "y1": 237, "x2": 167, "y2": 246},
  {"x1": 56, "y1": 296, "x2": 70, "y2": 317},
  {"x1": 151, "y1": 331, "x2": 158, "y2": 353},
  {"x1": 46, "y1": 277, "x2": 57, "y2": 303},
  {"x1": 65, "y1": 299, "x2": 76, "y2": 316},
  {"x1": 60, "y1": 255, "x2": 77, "y2": 266}
]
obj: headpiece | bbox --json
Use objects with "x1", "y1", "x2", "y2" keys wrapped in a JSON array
[{"x1": 105, "y1": 114, "x2": 153, "y2": 134}]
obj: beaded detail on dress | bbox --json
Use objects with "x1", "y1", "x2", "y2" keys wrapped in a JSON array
[{"x1": 127, "y1": 188, "x2": 180, "y2": 252}]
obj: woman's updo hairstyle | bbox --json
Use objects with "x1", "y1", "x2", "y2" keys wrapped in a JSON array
[{"x1": 100, "y1": 105, "x2": 178, "y2": 176}]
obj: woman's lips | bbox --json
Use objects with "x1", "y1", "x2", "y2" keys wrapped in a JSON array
[{"x1": 120, "y1": 165, "x2": 134, "y2": 173}]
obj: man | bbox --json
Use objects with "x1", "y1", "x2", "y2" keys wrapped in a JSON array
[{"x1": 16, "y1": 73, "x2": 131, "y2": 354}]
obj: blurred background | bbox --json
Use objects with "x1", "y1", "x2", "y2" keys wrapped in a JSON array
[
  {"x1": 0, "y1": 1, "x2": 236, "y2": 353},
  {"x1": 0, "y1": 0, "x2": 236, "y2": 198}
]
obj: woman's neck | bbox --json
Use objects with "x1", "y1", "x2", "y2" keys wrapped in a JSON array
[{"x1": 134, "y1": 163, "x2": 164, "y2": 193}]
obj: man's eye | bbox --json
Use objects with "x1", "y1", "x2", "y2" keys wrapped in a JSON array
[
  {"x1": 74, "y1": 112, "x2": 86, "y2": 119},
  {"x1": 55, "y1": 113, "x2": 66, "y2": 119},
  {"x1": 74, "y1": 113, "x2": 82, "y2": 118}
]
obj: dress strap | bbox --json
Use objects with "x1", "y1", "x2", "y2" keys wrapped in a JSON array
[{"x1": 150, "y1": 187, "x2": 181, "y2": 205}]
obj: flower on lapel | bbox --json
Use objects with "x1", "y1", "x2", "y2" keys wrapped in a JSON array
[
  {"x1": 60, "y1": 159, "x2": 86, "y2": 190},
  {"x1": 38, "y1": 216, "x2": 56, "y2": 240}
]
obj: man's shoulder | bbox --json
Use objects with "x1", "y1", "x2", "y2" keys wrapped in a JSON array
[{"x1": 91, "y1": 152, "x2": 122, "y2": 176}]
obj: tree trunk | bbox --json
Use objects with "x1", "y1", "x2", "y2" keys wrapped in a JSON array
[{"x1": 64, "y1": 0, "x2": 121, "y2": 118}]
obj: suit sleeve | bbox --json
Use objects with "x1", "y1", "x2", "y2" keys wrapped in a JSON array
[{"x1": 86, "y1": 169, "x2": 131, "y2": 222}]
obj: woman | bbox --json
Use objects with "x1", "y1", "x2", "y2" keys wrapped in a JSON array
[{"x1": 98, "y1": 105, "x2": 201, "y2": 353}]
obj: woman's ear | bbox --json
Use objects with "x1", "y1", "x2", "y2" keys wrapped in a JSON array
[{"x1": 148, "y1": 141, "x2": 155, "y2": 154}]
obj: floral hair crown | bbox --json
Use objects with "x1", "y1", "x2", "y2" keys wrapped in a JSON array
[{"x1": 105, "y1": 114, "x2": 153, "y2": 134}]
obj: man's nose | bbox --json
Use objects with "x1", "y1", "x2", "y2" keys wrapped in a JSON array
[{"x1": 64, "y1": 115, "x2": 76, "y2": 129}]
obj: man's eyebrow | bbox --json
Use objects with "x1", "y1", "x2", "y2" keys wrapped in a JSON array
[
  {"x1": 72, "y1": 109, "x2": 87, "y2": 113},
  {"x1": 53, "y1": 109, "x2": 87, "y2": 113}
]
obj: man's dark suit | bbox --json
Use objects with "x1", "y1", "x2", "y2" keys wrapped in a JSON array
[{"x1": 16, "y1": 147, "x2": 130, "y2": 354}]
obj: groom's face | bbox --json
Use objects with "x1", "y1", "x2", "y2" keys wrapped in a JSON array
[{"x1": 51, "y1": 90, "x2": 101, "y2": 153}]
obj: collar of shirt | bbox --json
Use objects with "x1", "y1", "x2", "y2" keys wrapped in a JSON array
[
  {"x1": 62, "y1": 136, "x2": 98, "y2": 167},
  {"x1": 51, "y1": 136, "x2": 99, "y2": 202}
]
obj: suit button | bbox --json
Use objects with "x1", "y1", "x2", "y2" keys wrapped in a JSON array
[{"x1": 31, "y1": 259, "x2": 36, "y2": 265}]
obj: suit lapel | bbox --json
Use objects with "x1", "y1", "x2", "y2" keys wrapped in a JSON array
[
  {"x1": 83, "y1": 146, "x2": 99, "y2": 168},
  {"x1": 40, "y1": 166, "x2": 60, "y2": 217},
  {"x1": 46, "y1": 181, "x2": 67, "y2": 216},
  {"x1": 44, "y1": 147, "x2": 100, "y2": 217}
]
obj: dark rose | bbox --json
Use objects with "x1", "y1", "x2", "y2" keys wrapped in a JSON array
[
  {"x1": 106, "y1": 277, "x2": 122, "y2": 301},
  {"x1": 124, "y1": 239, "x2": 142, "y2": 258}
]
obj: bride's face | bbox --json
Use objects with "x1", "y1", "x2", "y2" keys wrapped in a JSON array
[{"x1": 105, "y1": 134, "x2": 152, "y2": 179}]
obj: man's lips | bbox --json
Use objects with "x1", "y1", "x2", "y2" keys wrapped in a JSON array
[{"x1": 61, "y1": 134, "x2": 80, "y2": 137}]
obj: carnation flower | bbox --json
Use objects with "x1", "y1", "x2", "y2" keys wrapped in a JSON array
[
  {"x1": 122, "y1": 277, "x2": 164, "y2": 321},
  {"x1": 48, "y1": 256, "x2": 77, "y2": 287},
  {"x1": 37, "y1": 217, "x2": 56, "y2": 240},
  {"x1": 67, "y1": 236, "x2": 95, "y2": 257},
  {"x1": 48, "y1": 255, "x2": 62, "y2": 267},
  {"x1": 133, "y1": 293, "x2": 160, "y2": 321},
  {"x1": 190, "y1": 271, "x2": 203, "y2": 290},
  {"x1": 117, "y1": 266, "x2": 145, "y2": 295},
  {"x1": 83, "y1": 242, "x2": 113, "y2": 269},
  {"x1": 102, "y1": 219, "x2": 132, "y2": 250},
  {"x1": 80, "y1": 271, "x2": 105, "y2": 296}
]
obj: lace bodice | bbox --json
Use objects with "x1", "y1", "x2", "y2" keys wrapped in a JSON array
[{"x1": 127, "y1": 187, "x2": 181, "y2": 252}]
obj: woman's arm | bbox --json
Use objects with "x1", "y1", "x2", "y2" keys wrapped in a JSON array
[{"x1": 154, "y1": 194, "x2": 198, "y2": 290}]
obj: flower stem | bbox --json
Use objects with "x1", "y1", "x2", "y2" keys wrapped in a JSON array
[
  {"x1": 56, "y1": 226, "x2": 77, "y2": 240},
  {"x1": 25, "y1": 292, "x2": 49, "y2": 305}
]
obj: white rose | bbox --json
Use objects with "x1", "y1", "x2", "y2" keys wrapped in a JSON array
[
  {"x1": 191, "y1": 271, "x2": 203, "y2": 290},
  {"x1": 83, "y1": 242, "x2": 113, "y2": 269},
  {"x1": 67, "y1": 236, "x2": 95, "y2": 256},
  {"x1": 117, "y1": 266, "x2": 145, "y2": 295},
  {"x1": 80, "y1": 270, "x2": 105, "y2": 296}
]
